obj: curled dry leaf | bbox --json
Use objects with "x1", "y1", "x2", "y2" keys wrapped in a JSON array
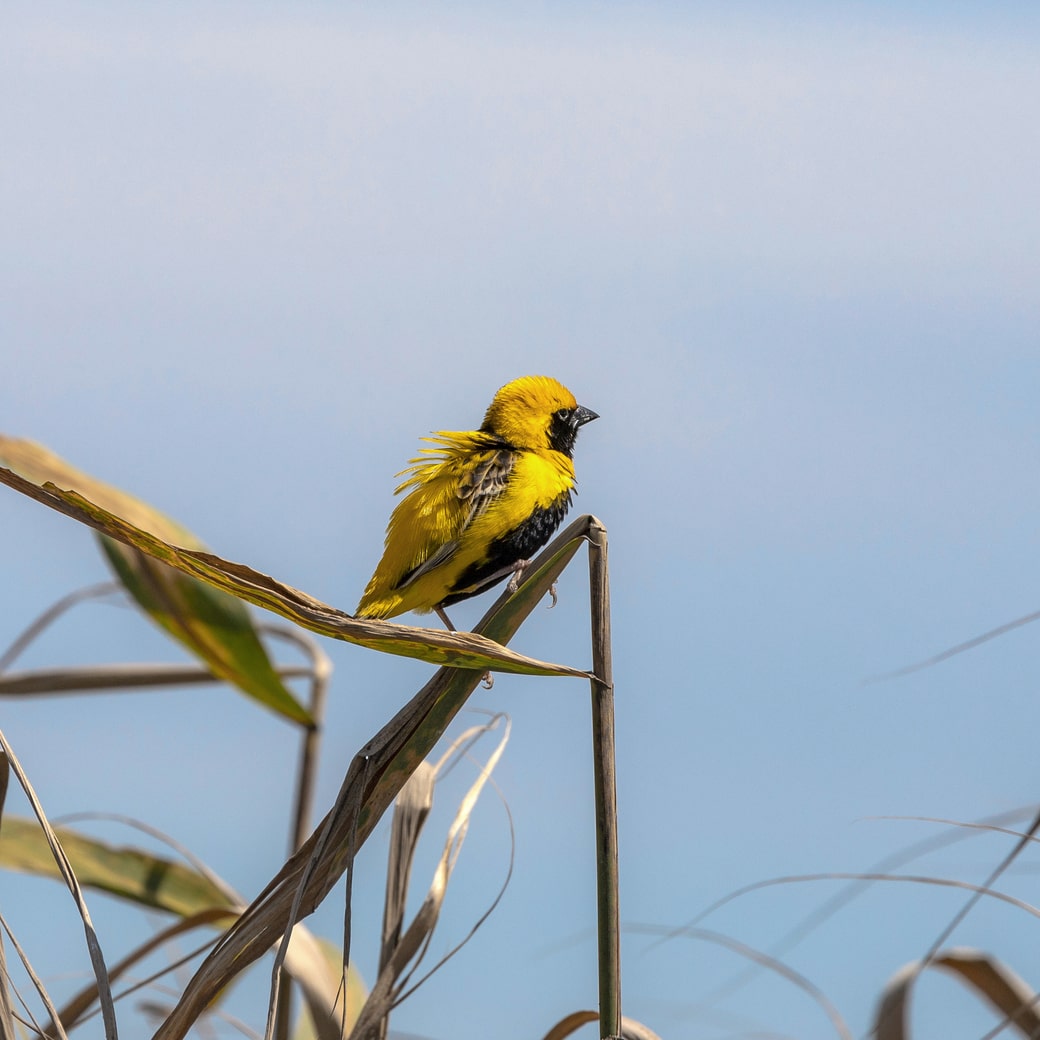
[
  {"x1": 874, "y1": 948, "x2": 1040, "y2": 1040},
  {"x1": 350, "y1": 719, "x2": 511, "y2": 1040},
  {"x1": 540, "y1": 1009, "x2": 664, "y2": 1040}
]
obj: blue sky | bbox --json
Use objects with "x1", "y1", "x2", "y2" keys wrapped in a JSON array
[{"x1": 3, "y1": 3, "x2": 1040, "y2": 1037}]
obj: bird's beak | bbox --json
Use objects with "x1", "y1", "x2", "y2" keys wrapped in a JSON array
[{"x1": 574, "y1": 405, "x2": 599, "y2": 427}]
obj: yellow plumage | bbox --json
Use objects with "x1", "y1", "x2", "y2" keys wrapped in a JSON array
[{"x1": 356, "y1": 375, "x2": 598, "y2": 623}]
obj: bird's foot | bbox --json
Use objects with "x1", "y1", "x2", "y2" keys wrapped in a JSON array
[
  {"x1": 546, "y1": 582, "x2": 558, "y2": 609},
  {"x1": 507, "y1": 559, "x2": 530, "y2": 594},
  {"x1": 481, "y1": 671, "x2": 494, "y2": 689}
]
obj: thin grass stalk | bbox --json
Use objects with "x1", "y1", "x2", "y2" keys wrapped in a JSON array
[
  {"x1": 586, "y1": 518, "x2": 620, "y2": 1039},
  {"x1": 0, "y1": 913, "x2": 68, "y2": 1040},
  {"x1": 51, "y1": 910, "x2": 233, "y2": 1033},
  {"x1": 0, "y1": 750, "x2": 12, "y2": 1040},
  {"x1": 0, "y1": 582, "x2": 119, "y2": 674},
  {"x1": 259, "y1": 625, "x2": 331, "y2": 1040},
  {"x1": 253, "y1": 624, "x2": 332, "y2": 855},
  {"x1": 628, "y1": 924, "x2": 852, "y2": 1040},
  {"x1": 0, "y1": 924, "x2": 14, "y2": 1040},
  {"x1": 0, "y1": 731, "x2": 117, "y2": 1039},
  {"x1": 864, "y1": 606, "x2": 1040, "y2": 683},
  {"x1": 375, "y1": 764, "x2": 434, "y2": 1040},
  {"x1": 0, "y1": 663, "x2": 313, "y2": 697},
  {"x1": 920, "y1": 807, "x2": 1040, "y2": 967},
  {"x1": 49, "y1": 812, "x2": 243, "y2": 905}
]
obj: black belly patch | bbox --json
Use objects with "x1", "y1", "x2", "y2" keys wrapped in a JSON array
[{"x1": 437, "y1": 491, "x2": 573, "y2": 608}]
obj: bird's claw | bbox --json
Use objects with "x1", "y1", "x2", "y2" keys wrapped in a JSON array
[
  {"x1": 481, "y1": 671, "x2": 495, "y2": 689},
  {"x1": 507, "y1": 559, "x2": 530, "y2": 594},
  {"x1": 546, "y1": 582, "x2": 558, "y2": 609}
]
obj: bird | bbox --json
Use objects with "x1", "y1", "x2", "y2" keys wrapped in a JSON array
[{"x1": 356, "y1": 375, "x2": 598, "y2": 630}]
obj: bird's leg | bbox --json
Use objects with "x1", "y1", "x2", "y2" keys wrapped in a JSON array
[
  {"x1": 506, "y1": 559, "x2": 530, "y2": 593},
  {"x1": 505, "y1": 559, "x2": 557, "y2": 607},
  {"x1": 436, "y1": 605, "x2": 494, "y2": 689}
]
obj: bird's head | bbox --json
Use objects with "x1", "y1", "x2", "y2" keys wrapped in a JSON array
[{"x1": 481, "y1": 375, "x2": 598, "y2": 457}]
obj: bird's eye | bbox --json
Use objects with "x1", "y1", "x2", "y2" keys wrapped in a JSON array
[{"x1": 547, "y1": 406, "x2": 582, "y2": 456}]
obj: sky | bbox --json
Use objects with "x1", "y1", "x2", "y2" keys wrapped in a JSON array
[{"x1": 3, "y1": 2, "x2": 1040, "y2": 1038}]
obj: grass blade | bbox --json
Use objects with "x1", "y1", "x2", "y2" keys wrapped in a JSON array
[
  {"x1": 875, "y1": 949, "x2": 1040, "y2": 1040},
  {"x1": 0, "y1": 662, "x2": 314, "y2": 696}
]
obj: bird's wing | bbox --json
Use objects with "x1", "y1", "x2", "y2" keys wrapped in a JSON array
[
  {"x1": 457, "y1": 447, "x2": 514, "y2": 509},
  {"x1": 393, "y1": 444, "x2": 515, "y2": 591}
]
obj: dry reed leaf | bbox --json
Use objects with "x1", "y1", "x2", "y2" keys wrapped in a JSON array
[
  {"x1": 0, "y1": 438, "x2": 312, "y2": 724},
  {"x1": 0, "y1": 582, "x2": 118, "y2": 674},
  {"x1": 349, "y1": 720, "x2": 510, "y2": 1040},
  {"x1": 380, "y1": 763, "x2": 436, "y2": 981},
  {"x1": 874, "y1": 948, "x2": 1040, "y2": 1039},
  {"x1": 371, "y1": 762, "x2": 435, "y2": 1040},
  {"x1": 0, "y1": 460, "x2": 590, "y2": 680}
]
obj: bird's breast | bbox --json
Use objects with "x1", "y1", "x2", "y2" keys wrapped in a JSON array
[{"x1": 477, "y1": 450, "x2": 575, "y2": 530}]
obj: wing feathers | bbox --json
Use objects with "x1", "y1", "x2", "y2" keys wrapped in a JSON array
[
  {"x1": 458, "y1": 448, "x2": 514, "y2": 505},
  {"x1": 387, "y1": 441, "x2": 516, "y2": 594}
]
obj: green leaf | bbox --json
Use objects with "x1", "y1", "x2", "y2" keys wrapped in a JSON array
[
  {"x1": 99, "y1": 538, "x2": 312, "y2": 725},
  {"x1": 0, "y1": 437, "x2": 312, "y2": 725},
  {"x1": 0, "y1": 817, "x2": 240, "y2": 919}
]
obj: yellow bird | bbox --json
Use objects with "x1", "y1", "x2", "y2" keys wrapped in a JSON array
[{"x1": 356, "y1": 375, "x2": 598, "y2": 627}]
